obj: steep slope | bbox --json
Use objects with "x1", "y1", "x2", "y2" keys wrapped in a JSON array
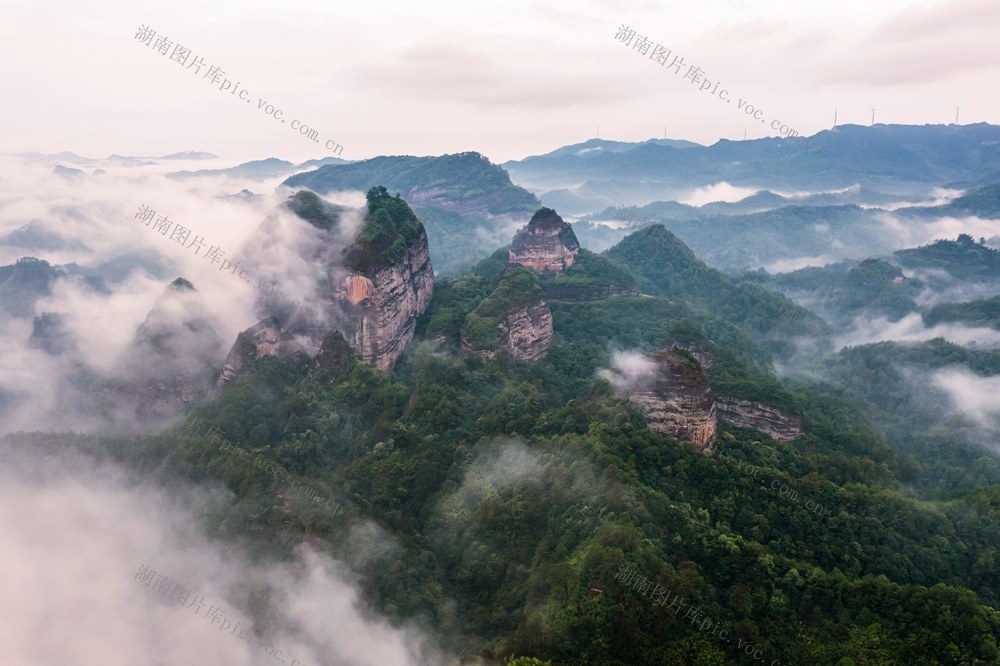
[
  {"x1": 220, "y1": 187, "x2": 434, "y2": 384},
  {"x1": 460, "y1": 267, "x2": 552, "y2": 362},
  {"x1": 217, "y1": 317, "x2": 312, "y2": 387},
  {"x1": 605, "y1": 225, "x2": 827, "y2": 344},
  {"x1": 623, "y1": 347, "x2": 718, "y2": 450},
  {"x1": 339, "y1": 186, "x2": 434, "y2": 371}
]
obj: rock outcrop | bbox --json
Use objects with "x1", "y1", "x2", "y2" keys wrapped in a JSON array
[
  {"x1": 217, "y1": 188, "x2": 434, "y2": 383},
  {"x1": 615, "y1": 344, "x2": 803, "y2": 449},
  {"x1": 509, "y1": 207, "x2": 579, "y2": 273},
  {"x1": 217, "y1": 317, "x2": 312, "y2": 387},
  {"x1": 338, "y1": 230, "x2": 434, "y2": 371},
  {"x1": 664, "y1": 339, "x2": 715, "y2": 369},
  {"x1": 717, "y1": 398, "x2": 803, "y2": 441},
  {"x1": 626, "y1": 348, "x2": 718, "y2": 450},
  {"x1": 499, "y1": 298, "x2": 553, "y2": 362},
  {"x1": 460, "y1": 266, "x2": 552, "y2": 363}
]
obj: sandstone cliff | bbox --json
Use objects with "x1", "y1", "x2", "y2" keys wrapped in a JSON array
[
  {"x1": 460, "y1": 266, "x2": 553, "y2": 363},
  {"x1": 626, "y1": 348, "x2": 718, "y2": 450},
  {"x1": 217, "y1": 188, "x2": 434, "y2": 385},
  {"x1": 498, "y1": 298, "x2": 553, "y2": 362},
  {"x1": 717, "y1": 398, "x2": 803, "y2": 441},
  {"x1": 337, "y1": 229, "x2": 434, "y2": 371},
  {"x1": 509, "y1": 207, "x2": 579, "y2": 273}
]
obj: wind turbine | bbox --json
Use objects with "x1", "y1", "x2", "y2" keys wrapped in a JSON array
[
  {"x1": 832, "y1": 106, "x2": 838, "y2": 131},
  {"x1": 869, "y1": 108, "x2": 875, "y2": 126}
]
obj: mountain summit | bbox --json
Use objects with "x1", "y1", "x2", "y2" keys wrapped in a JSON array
[{"x1": 508, "y1": 207, "x2": 580, "y2": 273}]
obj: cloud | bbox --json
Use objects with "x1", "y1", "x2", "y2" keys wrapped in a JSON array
[
  {"x1": 834, "y1": 312, "x2": 1000, "y2": 350},
  {"x1": 866, "y1": 0, "x2": 1000, "y2": 45},
  {"x1": 932, "y1": 366, "x2": 1000, "y2": 432},
  {"x1": 0, "y1": 156, "x2": 373, "y2": 435},
  {"x1": 598, "y1": 350, "x2": 658, "y2": 392},
  {"x1": 350, "y1": 40, "x2": 641, "y2": 110},
  {"x1": 0, "y1": 446, "x2": 438, "y2": 666},
  {"x1": 873, "y1": 212, "x2": 1000, "y2": 250},
  {"x1": 677, "y1": 182, "x2": 759, "y2": 206}
]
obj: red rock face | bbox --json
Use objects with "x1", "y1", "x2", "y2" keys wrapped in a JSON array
[
  {"x1": 626, "y1": 349, "x2": 718, "y2": 450},
  {"x1": 616, "y1": 345, "x2": 803, "y2": 450},
  {"x1": 217, "y1": 318, "x2": 311, "y2": 388},
  {"x1": 508, "y1": 209, "x2": 580, "y2": 274},
  {"x1": 341, "y1": 275, "x2": 374, "y2": 305},
  {"x1": 337, "y1": 232, "x2": 434, "y2": 372}
]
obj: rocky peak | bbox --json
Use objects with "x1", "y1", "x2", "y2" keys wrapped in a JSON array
[
  {"x1": 498, "y1": 299, "x2": 553, "y2": 362},
  {"x1": 336, "y1": 186, "x2": 434, "y2": 371},
  {"x1": 105, "y1": 278, "x2": 227, "y2": 420},
  {"x1": 215, "y1": 187, "x2": 434, "y2": 384},
  {"x1": 612, "y1": 343, "x2": 803, "y2": 448},
  {"x1": 509, "y1": 207, "x2": 580, "y2": 274}
]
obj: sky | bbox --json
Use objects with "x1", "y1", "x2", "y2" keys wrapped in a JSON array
[{"x1": 2, "y1": 0, "x2": 997, "y2": 164}]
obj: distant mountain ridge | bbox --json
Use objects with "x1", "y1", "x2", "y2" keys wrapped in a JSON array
[
  {"x1": 505, "y1": 124, "x2": 1000, "y2": 207},
  {"x1": 284, "y1": 151, "x2": 539, "y2": 216}
]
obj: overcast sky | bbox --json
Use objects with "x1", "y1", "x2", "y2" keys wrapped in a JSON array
[{"x1": 3, "y1": 0, "x2": 998, "y2": 163}]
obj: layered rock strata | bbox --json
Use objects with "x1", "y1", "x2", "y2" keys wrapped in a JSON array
[
  {"x1": 717, "y1": 398, "x2": 804, "y2": 441},
  {"x1": 509, "y1": 207, "x2": 579, "y2": 273},
  {"x1": 626, "y1": 348, "x2": 718, "y2": 450},
  {"x1": 498, "y1": 298, "x2": 553, "y2": 362},
  {"x1": 337, "y1": 231, "x2": 434, "y2": 371}
]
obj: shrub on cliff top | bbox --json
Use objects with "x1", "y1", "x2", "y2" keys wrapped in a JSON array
[{"x1": 345, "y1": 186, "x2": 425, "y2": 272}]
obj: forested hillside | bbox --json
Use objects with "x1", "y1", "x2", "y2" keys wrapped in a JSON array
[{"x1": 9, "y1": 209, "x2": 999, "y2": 665}]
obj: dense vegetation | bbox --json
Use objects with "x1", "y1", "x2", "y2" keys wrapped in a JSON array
[
  {"x1": 539, "y1": 249, "x2": 636, "y2": 297},
  {"x1": 818, "y1": 338, "x2": 1000, "y2": 496},
  {"x1": 925, "y1": 295, "x2": 1000, "y2": 329},
  {"x1": 894, "y1": 235, "x2": 1000, "y2": 281},
  {"x1": 283, "y1": 189, "x2": 345, "y2": 232},
  {"x1": 744, "y1": 257, "x2": 923, "y2": 324},
  {"x1": 8, "y1": 211, "x2": 1000, "y2": 664},
  {"x1": 345, "y1": 186, "x2": 426, "y2": 272},
  {"x1": 460, "y1": 267, "x2": 543, "y2": 350},
  {"x1": 605, "y1": 225, "x2": 827, "y2": 351}
]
